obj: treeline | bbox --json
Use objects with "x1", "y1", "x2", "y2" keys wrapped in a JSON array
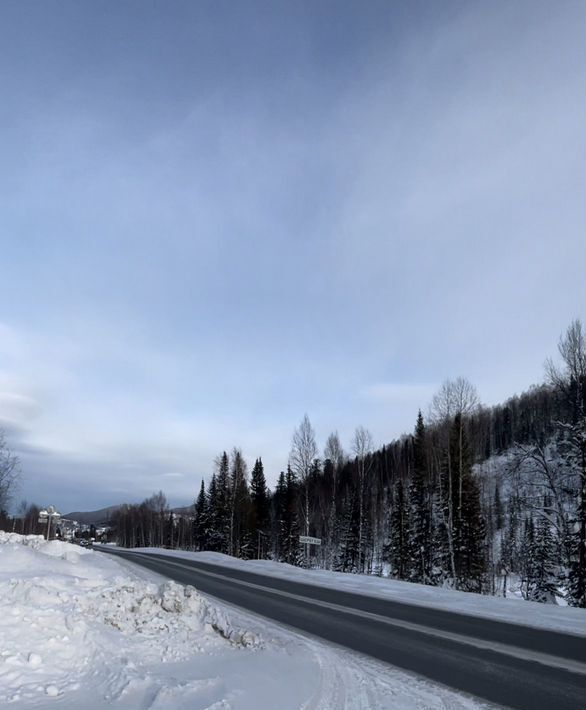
[
  {"x1": 111, "y1": 321, "x2": 586, "y2": 607},
  {"x1": 111, "y1": 491, "x2": 196, "y2": 549},
  {"x1": 0, "y1": 502, "x2": 47, "y2": 537}
]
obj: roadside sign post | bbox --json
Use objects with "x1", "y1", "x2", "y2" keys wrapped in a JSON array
[
  {"x1": 299, "y1": 535, "x2": 321, "y2": 567},
  {"x1": 257, "y1": 529, "x2": 268, "y2": 560},
  {"x1": 38, "y1": 506, "x2": 61, "y2": 541}
]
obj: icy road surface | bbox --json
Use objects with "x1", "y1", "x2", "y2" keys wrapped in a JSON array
[
  {"x1": 120, "y1": 548, "x2": 586, "y2": 636},
  {"x1": 98, "y1": 546, "x2": 586, "y2": 710}
]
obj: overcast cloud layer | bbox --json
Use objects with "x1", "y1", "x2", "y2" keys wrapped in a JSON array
[{"x1": 1, "y1": 1, "x2": 585, "y2": 512}]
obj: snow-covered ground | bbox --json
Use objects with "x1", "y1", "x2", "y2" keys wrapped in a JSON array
[
  {"x1": 0, "y1": 532, "x2": 485, "y2": 709},
  {"x1": 121, "y1": 547, "x2": 586, "y2": 637}
]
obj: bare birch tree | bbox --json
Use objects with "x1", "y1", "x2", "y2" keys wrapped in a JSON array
[
  {"x1": 324, "y1": 431, "x2": 345, "y2": 568},
  {"x1": 546, "y1": 319, "x2": 586, "y2": 605},
  {"x1": 0, "y1": 431, "x2": 20, "y2": 512},
  {"x1": 290, "y1": 415, "x2": 318, "y2": 562},
  {"x1": 353, "y1": 426, "x2": 373, "y2": 573},
  {"x1": 430, "y1": 377, "x2": 479, "y2": 423},
  {"x1": 430, "y1": 377, "x2": 479, "y2": 580}
]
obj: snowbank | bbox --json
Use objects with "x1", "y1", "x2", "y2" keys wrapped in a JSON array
[
  {"x1": 125, "y1": 547, "x2": 586, "y2": 636},
  {"x1": 0, "y1": 532, "x2": 257, "y2": 707},
  {"x1": 0, "y1": 532, "x2": 483, "y2": 708}
]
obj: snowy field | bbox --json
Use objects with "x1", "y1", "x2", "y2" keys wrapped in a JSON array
[
  {"x1": 0, "y1": 533, "x2": 485, "y2": 709},
  {"x1": 120, "y1": 547, "x2": 586, "y2": 637}
]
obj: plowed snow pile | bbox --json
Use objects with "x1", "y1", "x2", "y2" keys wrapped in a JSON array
[
  {"x1": 0, "y1": 532, "x2": 258, "y2": 707},
  {"x1": 0, "y1": 532, "x2": 482, "y2": 709}
]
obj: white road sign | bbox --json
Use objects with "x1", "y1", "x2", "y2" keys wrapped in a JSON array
[{"x1": 299, "y1": 535, "x2": 322, "y2": 546}]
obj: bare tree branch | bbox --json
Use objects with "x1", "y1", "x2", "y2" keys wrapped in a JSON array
[{"x1": 0, "y1": 431, "x2": 20, "y2": 511}]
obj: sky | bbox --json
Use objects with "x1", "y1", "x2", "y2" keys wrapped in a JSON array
[{"x1": 1, "y1": 1, "x2": 585, "y2": 513}]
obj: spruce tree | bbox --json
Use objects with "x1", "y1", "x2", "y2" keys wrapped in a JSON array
[
  {"x1": 429, "y1": 490, "x2": 448, "y2": 586},
  {"x1": 458, "y1": 468, "x2": 487, "y2": 592},
  {"x1": 214, "y1": 451, "x2": 231, "y2": 554},
  {"x1": 206, "y1": 473, "x2": 222, "y2": 552},
  {"x1": 194, "y1": 479, "x2": 208, "y2": 550},
  {"x1": 322, "y1": 457, "x2": 338, "y2": 568},
  {"x1": 494, "y1": 483, "x2": 504, "y2": 531},
  {"x1": 251, "y1": 458, "x2": 269, "y2": 529},
  {"x1": 442, "y1": 414, "x2": 486, "y2": 591},
  {"x1": 389, "y1": 480, "x2": 409, "y2": 580},
  {"x1": 408, "y1": 411, "x2": 431, "y2": 583},
  {"x1": 336, "y1": 486, "x2": 360, "y2": 573},
  {"x1": 528, "y1": 508, "x2": 559, "y2": 604},
  {"x1": 229, "y1": 449, "x2": 251, "y2": 558},
  {"x1": 279, "y1": 466, "x2": 301, "y2": 565},
  {"x1": 504, "y1": 494, "x2": 521, "y2": 572},
  {"x1": 274, "y1": 471, "x2": 287, "y2": 560},
  {"x1": 250, "y1": 458, "x2": 270, "y2": 558},
  {"x1": 567, "y1": 515, "x2": 586, "y2": 607},
  {"x1": 520, "y1": 517, "x2": 536, "y2": 599}
]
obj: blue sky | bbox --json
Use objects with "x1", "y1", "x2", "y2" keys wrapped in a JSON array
[{"x1": 1, "y1": 1, "x2": 585, "y2": 512}]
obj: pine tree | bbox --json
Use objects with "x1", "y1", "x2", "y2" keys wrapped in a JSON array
[{"x1": 408, "y1": 412, "x2": 431, "y2": 583}]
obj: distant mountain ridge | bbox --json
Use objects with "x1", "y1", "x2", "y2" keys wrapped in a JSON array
[
  {"x1": 64, "y1": 503, "x2": 194, "y2": 525},
  {"x1": 171, "y1": 504, "x2": 196, "y2": 516},
  {"x1": 62, "y1": 505, "x2": 121, "y2": 525}
]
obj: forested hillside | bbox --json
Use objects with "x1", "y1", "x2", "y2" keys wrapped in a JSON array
[{"x1": 110, "y1": 320, "x2": 586, "y2": 606}]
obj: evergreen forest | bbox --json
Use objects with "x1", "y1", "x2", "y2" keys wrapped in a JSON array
[{"x1": 96, "y1": 320, "x2": 586, "y2": 606}]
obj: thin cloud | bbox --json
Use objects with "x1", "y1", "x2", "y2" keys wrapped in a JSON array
[
  {"x1": 0, "y1": 2, "x2": 584, "y2": 510},
  {"x1": 360, "y1": 383, "x2": 438, "y2": 406}
]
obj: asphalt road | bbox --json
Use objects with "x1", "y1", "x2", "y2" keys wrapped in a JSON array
[{"x1": 96, "y1": 547, "x2": 586, "y2": 709}]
